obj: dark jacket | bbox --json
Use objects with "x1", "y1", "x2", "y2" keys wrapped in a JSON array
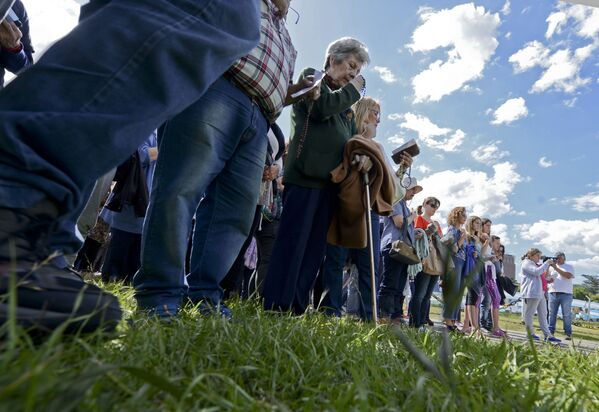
[
  {"x1": 0, "y1": 0, "x2": 34, "y2": 88},
  {"x1": 284, "y1": 67, "x2": 360, "y2": 189}
]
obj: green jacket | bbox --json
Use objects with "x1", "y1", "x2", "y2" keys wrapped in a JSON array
[{"x1": 284, "y1": 67, "x2": 361, "y2": 189}]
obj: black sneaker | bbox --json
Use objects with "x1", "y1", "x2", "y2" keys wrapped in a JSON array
[
  {"x1": 0, "y1": 262, "x2": 122, "y2": 334},
  {"x1": 1, "y1": 201, "x2": 122, "y2": 334},
  {"x1": 565, "y1": 335, "x2": 572, "y2": 341}
]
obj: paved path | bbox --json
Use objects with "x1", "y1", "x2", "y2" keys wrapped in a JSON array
[{"x1": 428, "y1": 321, "x2": 599, "y2": 354}]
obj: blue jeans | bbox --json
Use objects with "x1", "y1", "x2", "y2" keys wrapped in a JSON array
[
  {"x1": 442, "y1": 256, "x2": 465, "y2": 321},
  {"x1": 410, "y1": 272, "x2": 439, "y2": 327},
  {"x1": 134, "y1": 77, "x2": 268, "y2": 312},
  {"x1": 321, "y1": 211, "x2": 381, "y2": 320},
  {"x1": 378, "y1": 244, "x2": 409, "y2": 319},
  {"x1": 549, "y1": 292, "x2": 573, "y2": 336},
  {"x1": 0, "y1": 0, "x2": 260, "y2": 234}
]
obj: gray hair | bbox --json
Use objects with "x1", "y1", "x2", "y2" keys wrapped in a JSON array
[{"x1": 324, "y1": 37, "x2": 370, "y2": 70}]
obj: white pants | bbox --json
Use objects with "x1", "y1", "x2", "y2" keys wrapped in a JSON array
[{"x1": 524, "y1": 298, "x2": 550, "y2": 337}]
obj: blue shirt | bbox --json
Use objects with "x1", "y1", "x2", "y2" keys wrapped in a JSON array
[
  {"x1": 446, "y1": 225, "x2": 466, "y2": 261},
  {"x1": 380, "y1": 200, "x2": 414, "y2": 251}
]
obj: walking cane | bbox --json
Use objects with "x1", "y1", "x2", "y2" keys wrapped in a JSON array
[{"x1": 363, "y1": 172, "x2": 378, "y2": 324}]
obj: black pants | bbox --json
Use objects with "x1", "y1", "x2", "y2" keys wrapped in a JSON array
[
  {"x1": 263, "y1": 184, "x2": 337, "y2": 314},
  {"x1": 101, "y1": 228, "x2": 141, "y2": 283},
  {"x1": 248, "y1": 218, "x2": 280, "y2": 296}
]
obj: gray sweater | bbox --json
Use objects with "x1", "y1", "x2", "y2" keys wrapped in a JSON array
[{"x1": 520, "y1": 259, "x2": 552, "y2": 299}]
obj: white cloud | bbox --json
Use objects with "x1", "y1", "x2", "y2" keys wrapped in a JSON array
[
  {"x1": 569, "y1": 256, "x2": 599, "y2": 275},
  {"x1": 517, "y1": 218, "x2": 599, "y2": 256},
  {"x1": 387, "y1": 134, "x2": 406, "y2": 145},
  {"x1": 393, "y1": 113, "x2": 465, "y2": 152},
  {"x1": 572, "y1": 191, "x2": 599, "y2": 212},
  {"x1": 416, "y1": 164, "x2": 431, "y2": 174},
  {"x1": 563, "y1": 97, "x2": 578, "y2": 107},
  {"x1": 545, "y1": 4, "x2": 599, "y2": 39},
  {"x1": 509, "y1": 3, "x2": 599, "y2": 95},
  {"x1": 373, "y1": 66, "x2": 398, "y2": 84},
  {"x1": 509, "y1": 41, "x2": 551, "y2": 73},
  {"x1": 531, "y1": 46, "x2": 596, "y2": 93},
  {"x1": 471, "y1": 141, "x2": 510, "y2": 164},
  {"x1": 501, "y1": 0, "x2": 511, "y2": 16},
  {"x1": 538, "y1": 156, "x2": 554, "y2": 168},
  {"x1": 491, "y1": 97, "x2": 529, "y2": 125},
  {"x1": 408, "y1": 3, "x2": 500, "y2": 102},
  {"x1": 461, "y1": 85, "x2": 482, "y2": 94},
  {"x1": 505, "y1": 31, "x2": 512, "y2": 39},
  {"x1": 412, "y1": 162, "x2": 523, "y2": 220},
  {"x1": 492, "y1": 223, "x2": 512, "y2": 245}
]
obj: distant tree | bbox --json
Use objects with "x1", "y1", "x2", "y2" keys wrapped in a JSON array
[
  {"x1": 581, "y1": 274, "x2": 599, "y2": 295},
  {"x1": 573, "y1": 285, "x2": 588, "y2": 300}
]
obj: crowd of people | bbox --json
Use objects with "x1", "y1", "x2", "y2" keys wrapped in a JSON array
[{"x1": 0, "y1": 0, "x2": 576, "y2": 343}]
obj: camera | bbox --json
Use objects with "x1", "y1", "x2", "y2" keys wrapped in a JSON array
[{"x1": 541, "y1": 256, "x2": 558, "y2": 263}]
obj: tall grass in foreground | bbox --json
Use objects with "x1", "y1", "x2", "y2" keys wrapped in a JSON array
[{"x1": 1, "y1": 284, "x2": 598, "y2": 411}]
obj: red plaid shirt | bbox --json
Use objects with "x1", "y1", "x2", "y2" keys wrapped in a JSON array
[{"x1": 227, "y1": 0, "x2": 297, "y2": 123}]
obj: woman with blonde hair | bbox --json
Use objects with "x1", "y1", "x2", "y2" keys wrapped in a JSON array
[
  {"x1": 462, "y1": 215, "x2": 484, "y2": 335},
  {"x1": 319, "y1": 96, "x2": 411, "y2": 320},
  {"x1": 441, "y1": 207, "x2": 467, "y2": 331},
  {"x1": 521, "y1": 248, "x2": 561, "y2": 342}
]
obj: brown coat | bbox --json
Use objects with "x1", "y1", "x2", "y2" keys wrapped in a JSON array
[{"x1": 327, "y1": 136, "x2": 395, "y2": 248}]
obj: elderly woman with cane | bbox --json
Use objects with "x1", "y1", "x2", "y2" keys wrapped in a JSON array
[
  {"x1": 262, "y1": 37, "x2": 373, "y2": 314},
  {"x1": 318, "y1": 97, "x2": 412, "y2": 321}
]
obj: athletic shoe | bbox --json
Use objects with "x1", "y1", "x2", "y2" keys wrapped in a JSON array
[
  {"x1": 197, "y1": 301, "x2": 233, "y2": 321},
  {"x1": 529, "y1": 334, "x2": 541, "y2": 341},
  {"x1": 545, "y1": 336, "x2": 561, "y2": 343},
  {"x1": 491, "y1": 330, "x2": 506, "y2": 338},
  {"x1": 565, "y1": 335, "x2": 572, "y2": 341},
  {"x1": 0, "y1": 263, "x2": 122, "y2": 334},
  {"x1": 1, "y1": 201, "x2": 122, "y2": 334}
]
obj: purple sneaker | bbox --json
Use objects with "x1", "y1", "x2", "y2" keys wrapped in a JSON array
[{"x1": 545, "y1": 336, "x2": 561, "y2": 343}]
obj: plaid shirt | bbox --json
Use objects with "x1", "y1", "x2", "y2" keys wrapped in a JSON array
[{"x1": 227, "y1": 0, "x2": 297, "y2": 123}]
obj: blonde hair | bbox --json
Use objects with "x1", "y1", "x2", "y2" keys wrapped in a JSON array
[
  {"x1": 465, "y1": 216, "x2": 481, "y2": 241},
  {"x1": 521, "y1": 248, "x2": 542, "y2": 261},
  {"x1": 447, "y1": 207, "x2": 466, "y2": 227},
  {"x1": 352, "y1": 97, "x2": 380, "y2": 136}
]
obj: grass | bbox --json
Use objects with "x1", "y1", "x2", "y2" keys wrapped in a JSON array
[{"x1": 1, "y1": 283, "x2": 598, "y2": 411}]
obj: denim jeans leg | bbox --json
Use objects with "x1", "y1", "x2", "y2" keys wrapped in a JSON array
[
  {"x1": 562, "y1": 293, "x2": 573, "y2": 336},
  {"x1": 443, "y1": 257, "x2": 464, "y2": 321},
  {"x1": 134, "y1": 78, "x2": 265, "y2": 310},
  {"x1": 378, "y1": 246, "x2": 399, "y2": 318},
  {"x1": 548, "y1": 292, "x2": 559, "y2": 335},
  {"x1": 0, "y1": 0, "x2": 260, "y2": 219},
  {"x1": 410, "y1": 272, "x2": 428, "y2": 327},
  {"x1": 320, "y1": 244, "x2": 348, "y2": 316},
  {"x1": 186, "y1": 104, "x2": 267, "y2": 306}
]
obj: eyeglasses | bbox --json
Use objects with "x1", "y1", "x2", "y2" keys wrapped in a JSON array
[
  {"x1": 427, "y1": 202, "x2": 440, "y2": 209},
  {"x1": 288, "y1": 6, "x2": 300, "y2": 24}
]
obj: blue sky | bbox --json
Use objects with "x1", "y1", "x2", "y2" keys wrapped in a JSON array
[{"x1": 29, "y1": 0, "x2": 599, "y2": 280}]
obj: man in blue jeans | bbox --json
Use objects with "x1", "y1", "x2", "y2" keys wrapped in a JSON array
[
  {"x1": 547, "y1": 252, "x2": 575, "y2": 340},
  {"x1": 0, "y1": 0, "x2": 261, "y2": 333},
  {"x1": 134, "y1": 0, "x2": 317, "y2": 319}
]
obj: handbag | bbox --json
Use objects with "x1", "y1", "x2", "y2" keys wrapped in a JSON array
[
  {"x1": 422, "y1": 235, "x2": 444, "y2": 276},
  {"x1": 389, "y1": 239, "x2": 420, "y2": 265},
  {"x1": 389, "y1": 210, "x2": 420, "y2": 265}
]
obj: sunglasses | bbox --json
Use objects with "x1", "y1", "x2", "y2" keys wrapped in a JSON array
[{"x1": 427, "y1": 202, "x2": 440, "y2": 209}]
